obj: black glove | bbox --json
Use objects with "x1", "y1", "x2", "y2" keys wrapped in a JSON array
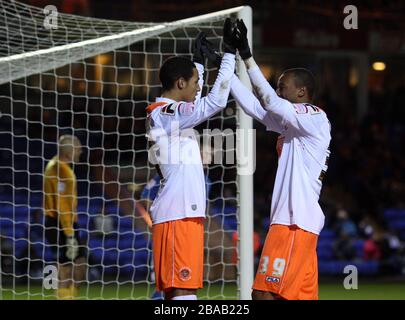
[
  {"x1": 234, "y1": 19, "x2": 252, "y2": 60},
  {"x1": 193, "y1": 32, "x2": 206, "y2": 65},
  {"x1": 200, "y1": 38, "x2": 222, "y2": 68},
  {"x1": 223, "y1": 18, "x2": 237, "y2": 54}
]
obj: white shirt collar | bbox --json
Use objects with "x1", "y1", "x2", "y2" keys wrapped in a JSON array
[{"x1": 156, "y1": 97, "x2": 176, "y2": 104}]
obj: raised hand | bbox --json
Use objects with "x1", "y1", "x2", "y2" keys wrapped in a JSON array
[
  {"x1": 200, "y1": 37, "x2": 222, "y2": 67},
  {"x1": 233, "y1": 19, "x2": 252, "y2": 60},
  {"x1": 223, "y1": 18, "x2": 237, "y2": 54},
  {"x1": 193, "y1": 32, "x2": 207, "y2": 65}
]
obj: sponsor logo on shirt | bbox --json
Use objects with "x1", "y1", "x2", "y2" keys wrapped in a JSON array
[
  {"x1": 57, "y1": 182, "x2": 66, "y2": 192},
  {"x1": 265, "y1": 276, "x2": 280, "y2": 284},
  {"x1": 294, "y1": 104, "x2": 308, "y2": 114},
  {"x1": 178, "y1": 102, "x2": 195, "y2": 116},
  {"x1": 160, "y1": 103, "x2": 176, "y2": 116},
  {"x1": 305, "y1": 103, "x2": 321, "y2": 115}
]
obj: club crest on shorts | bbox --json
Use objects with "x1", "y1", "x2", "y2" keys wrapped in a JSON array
[{"x1": 179, "y1": 267, "x2": 191, "y2": 281}]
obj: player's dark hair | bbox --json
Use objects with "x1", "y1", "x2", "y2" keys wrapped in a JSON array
[
  {"x1": 159, "y1": 56, "x2": 196, "y2": 92},
  {"x1": 283, "y1": 68, "x2": 316, "y2": 101}
]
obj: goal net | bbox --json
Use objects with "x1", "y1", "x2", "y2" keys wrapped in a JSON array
[{"x1": 0, "y1": 0, "x2": 253, "y2": 300}]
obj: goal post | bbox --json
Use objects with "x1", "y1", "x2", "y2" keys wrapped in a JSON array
[
  {"x1": 236, "y1": 6, "x2": 254, "y2": 301},
  {"x1": 0, "y1": 0, "x2": 254, "y2": 300}
]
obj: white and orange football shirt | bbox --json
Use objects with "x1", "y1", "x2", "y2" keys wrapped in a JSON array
[
  {"x1": 230, "y1": 69, "x2": 331, "y2": 235},
  {"x1": 146, "y1": 53, "x2": 236, "y2": 225}
]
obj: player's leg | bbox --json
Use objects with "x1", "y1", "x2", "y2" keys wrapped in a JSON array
[
  {"x1": 57, "y1": 232, "x2": 76, "y2": 299},
  {"x1": 297, "y1": 242, "x2": 319, "y2": 300},
  {"x1": 165, "y1": 288, "x2": 197, "y2": 300},
  {"x1": 166, "y1": 218, "x2": 204, "y2": 300},
  {"x1": 152, "y1": 218, "x2": 204, "y2": 300},
  {"x1": 149, "y1": 254, "x2": 164, "y2": 300},
  {"x1": 252, "y1": 226, "x2": 284, "y2": 300},
  {"x1": 251, "y1": 224, "x2": 294, "y2": 300},
  {"x1": 73, "y1": 256, "x2": 86, "y2": 282},
  {"x1": 72, "y1": 256, "x2": 86, "y2": 298},
  {"x1": 278, "y1": 227, "x2": 318, "y2": 300},
  {"x1": 252, "y1": 224, "x2": 318, "y2": 300},
  {"x1": 44, "y1": 216, "x2": 74, "y2": 299},
  {"x1": 56, "y1": 222, "x2": 86, "y2": 299},
  {"x1": 57, "y1": 263, "x2": 74, "y2": 299},
  {"x1": 152, "y1": 222, "x2": 171, "y2": 299},
  {"x1": 251, "y1": 289, "x2": 284, "y2": 300},
  {"x1": 71, "y1": 228, "x2": 87, "y2": 298}
]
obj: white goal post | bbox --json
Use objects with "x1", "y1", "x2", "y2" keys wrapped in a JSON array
[{"x1": 0, "y1": 0, "x2": 253, "y2": 300}]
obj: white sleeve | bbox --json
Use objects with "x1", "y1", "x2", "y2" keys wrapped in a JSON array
[
  {"x1": 247, "y1": 65, "x2": 313, "y2": 135},
  {"x1": 230, "y1": 74, "x2": 266, "y2": 123},
  {"x1": 149, "y1": 54, "x2": 235, "y2": 135},
  {"x1": 194, "y1": 62, "x2": 204, "y2": 105},
  {"x1": 230, "y1": 74, "x2": 283, "y2": 133},
  {"x1": 176, "y1": 53, "x2": 235, "y2": 129}
]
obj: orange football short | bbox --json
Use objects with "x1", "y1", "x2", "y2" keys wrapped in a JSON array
[
  {"x1": 152, "y1": 217, "x2": 204, "y2": 292},
  {"x1": 252, "y1": 224, "x2": 319, "y2": 300}
]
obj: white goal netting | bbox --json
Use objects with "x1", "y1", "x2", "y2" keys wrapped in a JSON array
[{"x1": 0, "y1": 0, "x2": 250, "y2": 299}]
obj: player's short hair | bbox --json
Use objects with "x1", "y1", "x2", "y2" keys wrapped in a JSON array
[
  {"x1": 283, "y1": 68, "x2": 316, "y2": 100},
  {"x1": 159, "y1": 56, "x2": 196, "y2": 92}
]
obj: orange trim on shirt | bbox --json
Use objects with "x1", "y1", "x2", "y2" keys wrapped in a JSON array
[{"x1": 146, "y1": 101, "x2": 167, "y2": 114}]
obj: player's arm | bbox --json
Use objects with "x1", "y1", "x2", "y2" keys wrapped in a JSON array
[
  {"x1": 245, "y1": 59, "x2": 303, "y2": 130},
  {"x1": 192, "y1": 32, "x2": 205, "y2": 105},
  {"x1": 148, "y1": 30, "x2": 235, "y2": 134},
  {"x1": 193, "y1": 62, "x2": 204, "y2": 105},
  {"x1": 140, "y1": 175, "x2": 160, "y2": 203},
  {"x1": 230, "y1": 74, "x2": 283, "y2": 133},
  {"x1": 58, "y1": 180, "x2": 75, "y2": 237},
  {"x1": 135, "y1": 202, "x2": 152, "y2": 229},
  {"x1": 197, "y1": 22, "x2": 282, "y2": 133},
  {"x1": 230, "y1": 74, "x2": 269, "y2": 124},
  {"x1": 174, "y1": 20, "x2": 236, "y2": 129},
  {"x1": 174, "y1": 54, "x2": 235, "y2": 129},
  {"x1": 43, "y1": 172, "x2": 56, "y2": 215},
  {"x1": 136, "y1": 175, "x2": 161, "y2": 228},
  {"x1": 234, "y1": 20, "x2": 310, "y2": 134}
]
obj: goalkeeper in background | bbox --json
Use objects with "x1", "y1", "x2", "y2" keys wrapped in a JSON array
[{"x1": 43, "y1": 135, "x2": 87, "y2": 299}]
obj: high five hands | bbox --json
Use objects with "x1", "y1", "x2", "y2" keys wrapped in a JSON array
[{"x1": 193, "y1": 18, "x2": 252, "y2": 67}]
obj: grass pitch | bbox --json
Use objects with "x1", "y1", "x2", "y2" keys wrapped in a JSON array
[{"x1": 1, "y1": 281, "x2": 405, "y2": 300}]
